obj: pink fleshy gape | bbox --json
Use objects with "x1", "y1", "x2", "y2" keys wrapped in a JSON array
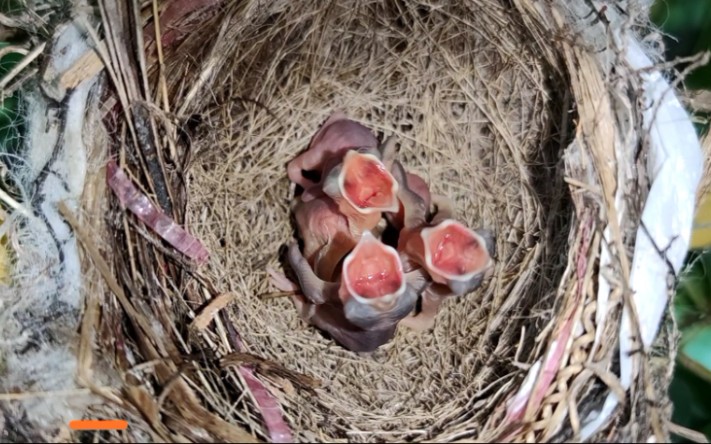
[
  {"x1": 345, "y1": 236, "x2": 403, "y2": 299},
  {"x1": 342, "y1": 153, "x2": 398, "y2": 211},
  {"x1": 426, "y1": 222, "x2": 489, "y2": 277}
]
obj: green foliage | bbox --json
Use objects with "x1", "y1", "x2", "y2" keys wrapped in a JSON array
[
  {"x1": 669, "y1": 364, "x2": 711, "y2": 442},
  {"x1": 0, "y1": 0, "x2": 25, "y2": 15},
  {"x1": 651, "y1": 0, "x2": 711, "y2": 90},
  {"x1": 0, "y1": 0, "x2": 30, "y2": 155},
  {"x1": 651, "y1": 0, "x2": 711, "y2": 137},
  {"x1": 675, "y1": 250, "x2": 711, "y2": 331},
  {"x1": 0, "y1": 41, "x2": 24, "y2": 155},
  {"x1": 671, "y1": 249, "x2": 711, "y2": 442},
  {"x1": 675, "y1": 249, "x2": 711, "y2": 386}
]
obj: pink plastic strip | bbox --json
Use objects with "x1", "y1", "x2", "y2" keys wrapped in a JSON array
[{"x1": 106, "y1": 160, "x2": 210, "y2": 264}]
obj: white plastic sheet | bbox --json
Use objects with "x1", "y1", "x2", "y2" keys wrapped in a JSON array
[{"x1": 579, "y1": 32, "x2": 704, "y2": 440}]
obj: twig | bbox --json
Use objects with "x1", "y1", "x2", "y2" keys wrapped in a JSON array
[
  {"x1": 634, "y1": 51, "x2": 710, "y2": 76},
  {"x1": 0, "y1": 42, "x2": 45, "y2": 90},
  {"x1": 666, "y1": 421, "x2": 709, "y2": 444},
  {"x1": 190, "y1": 292, "x2": 236, "y2": 331},
  {"x1": 127, "y1": 217, "x2": 196, "y2": 270},
  {"x1": 3, "y1": 67, "x2": 37, "y2": 97},
  {"x1": 0, "y1": 12, "x2": 24, "y2": 28},
  {"x1": 640, "y1": 220, "x2": 680, "y2": 278},
  {"x1": 0, "y1": 45, "x2": 29, "y2": 59},
  {"x1": 221, "y1": 352, "x2": 322, "y2": 391},
  {"x1": 57, "y1": 200, "x2": 158, "y2": 341},
  {"x1": 0, "y1": 186, "x2": 31, "y2": 217},
  {"x1": 152, "y1": 0, "x2": 171, "y2": 116},
  {"x1": 0, "y1": 388, "x2": 94, "y2": 401},
  {"x1": 258, "y1": 291, "x2": 298, "y2": 300}
]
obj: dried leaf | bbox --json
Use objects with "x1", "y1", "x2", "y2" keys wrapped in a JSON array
[{"x1": 190, "y1": 292, "x2": 236, "y2": 331}]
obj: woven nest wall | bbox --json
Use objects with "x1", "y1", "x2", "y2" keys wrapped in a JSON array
[
  {"x1": 0, "y1": 0, "x2": 697, "y2": 442},
  {"x1": 162, "y1": 0, "x2": 562, "y2": 440}
]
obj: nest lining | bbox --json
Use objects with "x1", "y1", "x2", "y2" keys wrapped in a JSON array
[{"x1": 135, "y1": 0, "x2": 575, "y2": 441}]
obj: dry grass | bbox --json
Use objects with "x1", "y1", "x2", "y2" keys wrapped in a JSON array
[
  {"x1": 19, "y1": 0, "x2": 674, "y2": 442},
  {"x1": 114, "y1": 1, "x2": 570, "y2": 441}
]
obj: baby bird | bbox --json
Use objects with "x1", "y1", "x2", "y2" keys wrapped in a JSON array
[
  {"x1": 291, "y1": 188, "x2": 357, "y2": 282},
  {"x1": 287, "y1": 111, "x2": 380, "y2": 190},
  {"x1": 385, "y1": 170, "x2": 431, "y2": 232},
  {"x1": 286, "y1": 230, "x2": 427, "y2": 353},
  {"x1": 374, "y1": 134, "x2": 433, "y2": 230},
  {"x1": 320, "y1": 148, "x2": 400, "y2": 238},
  {"x1": 388, "y1": 159, "x2": 495, "y2": 331},
  {"x1": 290, "y1": 112, "x2": 400, "y2": 238}
]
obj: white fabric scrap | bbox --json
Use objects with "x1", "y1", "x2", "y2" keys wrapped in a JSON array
[{"x1": 0, "y1": 16, "x2": 102, "y2": 434}]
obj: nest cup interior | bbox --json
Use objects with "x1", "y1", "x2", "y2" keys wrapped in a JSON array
[{"x1": 162, "y1": 0, "x2": 571, "y2": 441}]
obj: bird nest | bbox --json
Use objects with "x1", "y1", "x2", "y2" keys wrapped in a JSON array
[{"x1": 0, "y1": 0, "x2": 702, "y2": 443}]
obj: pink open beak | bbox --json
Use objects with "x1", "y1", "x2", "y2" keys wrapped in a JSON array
[
  {"x1": 339, "y1": 230, "x2": 407, "y2": 305},
  {"x1": 324, "y1": 150, "x2": 400, "y2": 237},
  {"x1": 401, "y1": 219, "x2": 493, "y2": 296}
]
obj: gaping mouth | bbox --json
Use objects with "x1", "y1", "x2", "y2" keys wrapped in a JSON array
[
  {"x1": 339, "y1": 151, "x2": 400, "y2": 214},
  {"x1": 343, "y1": 230, "x2": 406, "y2": 302},
  {"x1": 421, "y1": 219, "x2": 492, "y2": 281}
]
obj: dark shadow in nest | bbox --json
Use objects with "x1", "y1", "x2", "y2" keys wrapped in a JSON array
[{"x1": 490, "y1": 69, "x2": 577, "y2": 365}]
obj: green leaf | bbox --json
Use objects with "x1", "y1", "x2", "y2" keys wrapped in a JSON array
[
  {"x1": 674, "y1": 250, "x2": 711, "y2": 330},
  {"x1": 679, "y1": 324, "x2": 711, "y2": 383},
  {"x1": 0, "y1": 0, "x2": 25, "y2": 15},
  {"x1": 0, "y1": 42, "x2": 23, "y2": 75},
  {"x1": 0, "y1": 41, "x2": 25, "y2": 155},
  {"x1": 669, "y1": 364, "x2": 711, "y2": 443},
  {"x1": 702, "y1": 423, "x2": 711, "y2": 442},
  {"x1": 650, "y1": 0, "x2": 711, "y2": 90},
  {"x1": 685, "y1": 64, "x2": 711, "y2": 91}
]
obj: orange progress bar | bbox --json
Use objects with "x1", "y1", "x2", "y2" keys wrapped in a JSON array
[{"x1": 69, "y1": 420, "x2": 128, "y2": 430}]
